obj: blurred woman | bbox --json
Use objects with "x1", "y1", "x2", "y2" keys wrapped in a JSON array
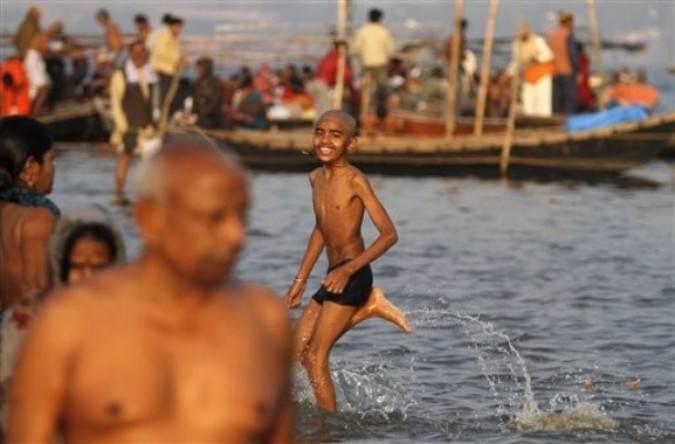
[
  {"x1": 0, "y1": 116, "x2": 57, "y2": 312},
  {"x1": 0, "y1": 205, "x2": 125, "y2": 433}
]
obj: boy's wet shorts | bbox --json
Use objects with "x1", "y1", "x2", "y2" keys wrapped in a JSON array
[{"x1": 311, "y1": 260, "x2": 373, "y2": 307}]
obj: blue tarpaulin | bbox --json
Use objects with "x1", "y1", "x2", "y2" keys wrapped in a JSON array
[{"x1": 565, "y1": 105, "x2": 648, "y2": 133}]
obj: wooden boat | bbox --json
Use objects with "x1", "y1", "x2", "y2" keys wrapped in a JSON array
[
  {"x1": 37, "y1": 100, "x2": 109, "y2": 142},
  {"x1": 170, "y1": 109, "x2": 675, "y2": 176},
  {"x1": 385, "y1": 109, "x2": 565, "y2": 137}
]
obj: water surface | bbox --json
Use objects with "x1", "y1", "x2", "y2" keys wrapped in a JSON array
[{"x1": 52, "y1": 148, "x2": 674, "y2": 443}]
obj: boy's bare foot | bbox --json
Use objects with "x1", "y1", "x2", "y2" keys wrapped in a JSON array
[{"x1": 353, "y1": 286, "x2": 412, "y2": 333}]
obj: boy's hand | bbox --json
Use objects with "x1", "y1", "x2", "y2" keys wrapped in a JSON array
[
  {"x1": 285, "y1": 280, "x2": 306, "y2": 309},
  {"x1": 322, "y1": 266, "x2": 352, "y2": 294}
]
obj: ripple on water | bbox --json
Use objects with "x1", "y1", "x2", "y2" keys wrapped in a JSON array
[{"x1": 50, "y1": 150, "x2": 675, "y2": 442}]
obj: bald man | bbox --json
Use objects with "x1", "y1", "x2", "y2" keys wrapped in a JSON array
[{"x1": 7, "y1": 142, "x2": 293, "y2": 443}]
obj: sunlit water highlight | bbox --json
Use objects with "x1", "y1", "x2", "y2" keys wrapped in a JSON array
[{"x1": 51, "y1": 148, "x2": 674, "y2": 443}]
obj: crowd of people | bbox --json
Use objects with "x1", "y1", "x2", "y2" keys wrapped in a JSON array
[
  {"x1": 459, "y1": 10, "x2": 659, "y2": 119},
  {"x1": 2, "y1": 6, "x2": 661, "y2": 139}
]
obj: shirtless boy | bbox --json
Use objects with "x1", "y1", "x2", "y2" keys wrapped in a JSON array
[
  {"x1": 8, "y1": 142, "x2": 294, "y2": 443},
  {"x1": 286, "y1": 110, "x2": 410, "y2": 412}
]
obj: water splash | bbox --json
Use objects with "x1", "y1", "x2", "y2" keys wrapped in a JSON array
[
  {"x1": 335, "y1": 364, "x2": 415, "y2": 417},
  {"x1": 513, "y1": 402, "x2": 619, "y2": 432},
  {"x1": 452, "y1": 312, "x2": 620, "y2": 433},
  {"x1": 292, "y1": 360, "x2": 415, "y2": 419}
]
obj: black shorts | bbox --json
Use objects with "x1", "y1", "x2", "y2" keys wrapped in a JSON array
[{"x1": 311, "y1": 260, "x2": 373, "y2": 307}]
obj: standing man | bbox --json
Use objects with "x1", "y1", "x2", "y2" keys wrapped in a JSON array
[
  {"x1": 547, "y1": 10, "x2": 580, "y2": 115},
  {"x1": 12, "y1": 7, "x2": 42, "y2": 58},
  {"x1": 151, "y1": 14, "x2": 185, "y2": 116},
  {"x1": 286, "y1": 110, "x2": 411, "y2": 413},
  {"x1": 191, "y1": 57, "x2": 226, "y2": 129},
  {"x1": 94, "y1": 9, "x2": 124, "y2": 68},
  {"x1": 316, "y1": 37, "x2": 356, "y2": 112},
  {"x1": 133, "y1": 13, "x2": 154, "y2": 48},
  {"x1": 509, "y1": 23, "x2": 554, "y2": 117},
  {"x1": 351, "y1": 8, "x2": 395, "y2": 127},
  {"x1": 444, "y1": 18, "x2": 476, "y2": 111},
  {"x1": 23, "y1": 33, "x2": 51, "y2": 117},
  {"x1": 7, "y1": 141, "x2": 294, "y2": 443},
  {"x1": 109, "y1": 40, "x2": 160, "y2": 205}
]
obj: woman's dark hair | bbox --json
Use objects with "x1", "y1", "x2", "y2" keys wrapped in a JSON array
[
  {"x1": 59, "y1": 222, "x2": 119, "y2": 283},
  {"x1": 0, "y1": 116, "x2": 53, "y2": 188}
]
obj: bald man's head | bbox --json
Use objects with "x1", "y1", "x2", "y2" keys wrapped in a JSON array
[{"x1": 135, "y1": 139, "x2": 245, "y2": 205}]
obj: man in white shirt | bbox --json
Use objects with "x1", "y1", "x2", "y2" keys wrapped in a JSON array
[
  {"x1": 23, "y1": 33, "x2": 50, "y2": 116},
  {"x1": 351, "y1": 8, "x2": 394, "y2": 124},
  {"x1": 509, "y1": 23, "x2": 554, "y2": 117},
  {"x1": 109, "y1": 40, "x2": 160, "y2": 205}
]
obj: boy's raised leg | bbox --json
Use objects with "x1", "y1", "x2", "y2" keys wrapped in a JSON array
[{"x1": 349, "y1": 286, "x2": 412, "y2": 333}]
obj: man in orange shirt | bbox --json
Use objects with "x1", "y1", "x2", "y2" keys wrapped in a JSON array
[{"x1": 547, "y1": 10, "x2": 580, "y2": 114}]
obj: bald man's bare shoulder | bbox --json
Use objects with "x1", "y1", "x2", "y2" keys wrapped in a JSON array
[
  {"x1": 237, "y1": 284, "x2": 288, "y2": 320},
  {"x1": 235, "y1": 283, "x2": 292, "y2": 348},
  {"x1": 44, "y1": 266, "x2": 139, "y2": 314}
]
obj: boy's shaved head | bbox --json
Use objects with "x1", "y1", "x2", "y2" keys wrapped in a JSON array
[{"x1": 316, "y1": 110, "x2": 357, "y2": 137}]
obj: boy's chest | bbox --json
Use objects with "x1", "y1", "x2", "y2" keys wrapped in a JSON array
[{"x1": 312, "y1": 179, "x2": 357, "y2": 216}]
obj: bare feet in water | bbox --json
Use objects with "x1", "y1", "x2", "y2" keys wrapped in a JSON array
[{"x1": 351, "y1": 286, "x2": 412, "y2": 333}]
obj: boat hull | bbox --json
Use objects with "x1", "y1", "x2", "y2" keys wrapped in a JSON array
[{"x1": 169, "y1": 110, "x2": 674, "y2": 176}]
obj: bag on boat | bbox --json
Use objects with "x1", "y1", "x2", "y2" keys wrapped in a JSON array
[
  {"x1": 522, "y1": 62, "x2": 554, "y2": 83},
  {"x1": 565, "y1": 105, "x2": 649, "y2": 133}
]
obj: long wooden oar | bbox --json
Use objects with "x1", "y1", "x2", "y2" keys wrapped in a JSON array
[
  {"x1": 500, "y1": 25, "x2": 521, "y2": 178},
  {"x1": 445, "y1": 0, "x2": 464, "y2": 137},
  {"x1": 158, "y1": 62, "x2": 184, "y2": 138},
  {"x1": 474, "y1": 0, "x2": 500, "y2": 136}
]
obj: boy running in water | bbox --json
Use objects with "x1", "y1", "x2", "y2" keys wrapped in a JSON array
[{"x1": 286, "y1": 110, "x2": 410, "y2": 412}]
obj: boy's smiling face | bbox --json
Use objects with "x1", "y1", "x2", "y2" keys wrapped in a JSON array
[{"x1": 312, "y1": 115, "x2": 356, "y2": 166}]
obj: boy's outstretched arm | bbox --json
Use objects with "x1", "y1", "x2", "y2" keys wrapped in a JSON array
[{"x1": 285, "y1": 225, "x2": 325, "y2": 308}]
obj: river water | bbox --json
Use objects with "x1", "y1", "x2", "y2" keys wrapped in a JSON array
[{"x1": 51, "y1": 147, "x2": 674, "y2": 443}]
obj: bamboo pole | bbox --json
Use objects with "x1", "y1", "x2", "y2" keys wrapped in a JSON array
[
  {"x1": 445, "y1": 0, "x2": 465, "y2": 137},
  {"x1": 586, "y1": 0, "x2": 603, "y2": 77},
  {"x1": 473, "y1": 0, "x2": 500, "y2": 136},
  {"x1": 499, "y1": 29, "x2": 521, "y2": 178},
  {"x1": 332, "y1": 0, "x2": 350, "y2": 109},
  {"x1": 158, "y1": 64, "x2": 184, "y2": 138},
  {"x1": 359, "y1": 71, "x2": 372, "y2": 133}
]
